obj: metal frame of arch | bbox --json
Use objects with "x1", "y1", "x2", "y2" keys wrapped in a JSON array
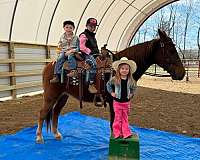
[{"x1": 5, "y1": 0, "x2": 180, "y2": 49}]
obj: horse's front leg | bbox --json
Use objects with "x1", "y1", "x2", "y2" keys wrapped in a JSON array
[
  {"x1": 52, "y1": 92, "x2": 69, "y2": 140},
  {"x1": 108, "y1": 96, "x2": 114, "y2": 131}
]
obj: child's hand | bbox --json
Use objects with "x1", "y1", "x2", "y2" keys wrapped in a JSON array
[
  {"x1": 111, "y1": 92, "x2": 116, "y2": 98},
  {"x1": 68, "y1": 48, "x2": 76, "y2": 53},
  {"x1": 129, "y1": 93, "x2": 134, "y2": 99},
  {"x1": 65, "y1": 51, "x2": 71, "y2": 56},
  {"x1": 70, "y1": 48, "x2": 76, "y2": 52}
]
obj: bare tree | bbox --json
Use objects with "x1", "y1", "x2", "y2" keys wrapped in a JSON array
[
  {"x1": 197, "y1": 26, "x2": 200, "y2": 59},
  {"x1": 183, "y1": 0, "x2": 192, "y2": 52},
  {"x1": 158, "y1": 5, "x2": 176, "y2": 36},
  {"x1": 137, "y1": 30, "x2": 141, "y2": 43},
  {"x1": 143, "y1": 25, "x2": 147, "y2": 42}
]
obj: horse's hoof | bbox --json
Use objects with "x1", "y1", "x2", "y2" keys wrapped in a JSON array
[
  {"x1": 36, "y1": 136, "x2": 44, "y2": 144},
  {"x1": 54, "y1": 132, "x2": 63, "y2": 140}
]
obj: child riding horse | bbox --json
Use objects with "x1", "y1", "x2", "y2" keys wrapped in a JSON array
[{"x1": 36, "y1": 29, "x2": 185, "y2": 143}]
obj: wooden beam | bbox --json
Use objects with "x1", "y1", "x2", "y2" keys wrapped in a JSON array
[
  {"x1": 8, "y1": 42, "x2": 16, "y2": 98},
  {"x1": 0, "y1": 59, "x2": 52, "y2": 64},
  {"x1": 0, "y1": 70, "x2": 42, "y2": 78},
  {"x1": 0, "y1": 81, "x2": 42, "y2": 92}
]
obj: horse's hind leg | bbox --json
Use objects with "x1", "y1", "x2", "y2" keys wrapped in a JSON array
[
  {"x1": 36, "y1": 100, "x2": 55, "y2": 143},
  {"x1": 52, "y1": 92, "x2": 69, "y2": 140}
]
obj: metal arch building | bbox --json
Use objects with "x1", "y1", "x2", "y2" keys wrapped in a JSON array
[
  {"x1": 0, "y1": 0, "x2": 179, "y2": 99},
  {"x1": 1, "y1": 0, "x2": 178, "y2": 51}
]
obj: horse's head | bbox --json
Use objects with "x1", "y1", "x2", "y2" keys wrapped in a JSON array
[{"x1": 154, "y1": 29, "x2": 185, "y2": 80}]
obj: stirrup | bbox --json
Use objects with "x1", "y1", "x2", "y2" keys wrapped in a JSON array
[{"x1": 93, "y1": 93, "x2": 104, "y2": 107}]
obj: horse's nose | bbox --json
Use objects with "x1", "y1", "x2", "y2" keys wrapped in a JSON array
[{"x1": 172, "y1": 67, "x2": 185, "y2": 80}]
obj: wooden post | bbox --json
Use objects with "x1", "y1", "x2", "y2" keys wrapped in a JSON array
[
  {"x1": 8, "y1": 42, "x2": 16, "y2": 99},
  {"x1": 154, "y1": 64, "x2": 157, "y2": 74},
  {"x1": 186, "y1": 60, "x2": 189, "y2": 82},
  {"x1": 198, "y1": 60, "x2": 200, "y2": 78},
  {"x1": 46, "y1": 45, "x2": 51, "y2": 63}
]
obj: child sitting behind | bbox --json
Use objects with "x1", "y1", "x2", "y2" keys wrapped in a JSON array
[
  {"x1": 107, "y1": 57, "x2": 137, "y2": 139},
  {"x1": 50, "y1": 20, "x2": 79, "y2": 83}
]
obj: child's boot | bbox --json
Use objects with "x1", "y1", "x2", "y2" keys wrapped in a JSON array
[
  {"x1": 50, "y1": 75, "x2": 59, "y2": 83},
  {"x1": 88, "y1": 82, "x2": 97, "y2": 93},
  {"x1": 67, "y1": 70, "x2": 76, "y2": 77}
]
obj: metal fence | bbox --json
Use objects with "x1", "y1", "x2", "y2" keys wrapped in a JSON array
[
  {"x1": 0, "y1": 40, "x2": 200, "y2": 100},
  {"x1": 0, "y1": 41, "x2": 57, "y2": 99},
  {"x1": 145, "y1": 59, "x2": 200, "y2": 81}
]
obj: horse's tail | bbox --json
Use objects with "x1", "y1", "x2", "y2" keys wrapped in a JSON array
[
  {"x1": 42, "y1": 61, "x2": 55, "y2": 132},
  {"x1": 45, "y1": 108, "x2": 53, "y2": 132}
]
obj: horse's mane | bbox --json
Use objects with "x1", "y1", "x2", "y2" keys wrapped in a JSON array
[
  {"x1": 114, "y1": 38, "x2": 160, "y2": 81},
  {"x1": 116, "y1": 38, "x2": 160, "y2": 67}
]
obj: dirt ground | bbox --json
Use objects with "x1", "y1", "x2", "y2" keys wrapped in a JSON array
[{"x1": 0, "y1": 76, "x2": 200, "y2": 138}]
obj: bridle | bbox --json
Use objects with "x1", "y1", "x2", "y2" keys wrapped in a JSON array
[{"x1": 144, "y1": 39, "x2": 174, "y2": 77}]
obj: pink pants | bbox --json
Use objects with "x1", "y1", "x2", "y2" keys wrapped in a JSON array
[{"x1": 112, "y1": 101, "x2": 132, "y2": 138}]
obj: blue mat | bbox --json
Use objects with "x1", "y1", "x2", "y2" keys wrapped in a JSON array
[{"x1": 0, "y1": 112, "x2": 199, "y2": 160}]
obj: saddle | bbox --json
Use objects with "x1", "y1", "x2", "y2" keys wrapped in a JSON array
[{"x1": 60, "y1": 52, "x2": 112, "y2": 107}]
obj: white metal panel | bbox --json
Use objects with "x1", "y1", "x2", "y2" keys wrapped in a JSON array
[
  {"x1": 11, "y1": 0, "x2": 47, "y2": 43},
  {"x1": 15, "y1": 47, "x2": 46, "y2": 59},
  {"x1": 132, "y1": 0, "x2": 153, "y2": 10},
  {"x1": 17, "y1": 86, "x2": 42, "y2": 95},
  {"x1": 34, "y1": 0, "x2": 59, "y2": 44},
  {"x1": 105, "y1": 7, "x2": 138, "y2": 51},
  {"x1": 0, "y1": 91, "x2": 10, "y2": 98},
  {"x1": 16, "y1": 75, "x2": 42, "y2": 84},
  {"x1": 0, "y1": 43, "x2": 9, "y2": 59},
  {"x1": 50, "y1": 48, "x2": 57, "y2": 60},
  {"x1": 0, "y1": 0, "x2": 177, "y2": 50},
  {"x1": 0, "y1": 0, "x2": 16, "y2": 41},
  {"x1": 48, "y1": 0, "x2": 89, "y2": 45},
  {"x1": 0, "y1": 77, "x2": 9, "y2": 85},
  {"x1": 15, "y1": 64, "x2": 45, "y2": 71},
  {"x1": 0, "y1": 43, "x2": 9, "y2": 84},
  {"x1": 125, "y1": 0, "x2": 135, "y2": 3},
  {"x1": 96, "y1": 0, "x2": 128, "y2": 49},
  {"x1": 0, "y1": 64, "x2": 9, "y2": 72},
  {"x1": 76, "y1": 0, "x2": 113, "y2": 35}
]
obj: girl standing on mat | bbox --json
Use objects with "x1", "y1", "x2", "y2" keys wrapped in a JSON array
[{"x1": 107, "y1": 57, "x2": 137, "y2": 139}]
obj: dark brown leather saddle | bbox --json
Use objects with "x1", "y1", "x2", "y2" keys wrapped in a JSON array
[{"x1": 62, "y1": 52, "x2": 112, "y2": 108}]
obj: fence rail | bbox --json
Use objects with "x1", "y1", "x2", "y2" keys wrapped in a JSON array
[
  {"x1": 0, "y1": 41, "x2": 200, "y2": 99},
  {"x1": 146, "y1": 59, "x2": 200, "y2": 80},
  {"x1": 0, "y1": 41, "x2": 57, "y2": 99}
]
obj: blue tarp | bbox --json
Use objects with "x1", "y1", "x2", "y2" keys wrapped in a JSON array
[{"x1": 0, "y1": 112, "x2": 199, "y2": 160}]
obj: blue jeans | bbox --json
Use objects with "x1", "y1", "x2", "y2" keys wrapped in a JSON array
[
  {"x1": 54, "y1": 51, "x2": 76, "y2": 74},
  {"x1": 84, "y1": 54, "x2": 96, "y2": 83}
]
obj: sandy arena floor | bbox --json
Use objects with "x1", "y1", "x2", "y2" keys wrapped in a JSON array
[{"x1": 0, "y1": 76, "x2": 199, "y2": 138}]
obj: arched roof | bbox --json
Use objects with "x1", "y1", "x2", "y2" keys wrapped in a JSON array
[{"x1": 0, "y1": 0, "x2": 178, "y2": 51}]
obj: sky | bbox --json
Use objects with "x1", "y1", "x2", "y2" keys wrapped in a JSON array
[{"x1": 131, "y1": 0, "x2": 200, "y2": 51}]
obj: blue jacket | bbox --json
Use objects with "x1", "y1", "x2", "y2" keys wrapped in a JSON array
[{"x1": 106, "y1": 76, "x2": 137, "y2": 99}]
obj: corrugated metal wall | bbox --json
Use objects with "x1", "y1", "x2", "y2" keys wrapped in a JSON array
[{"x1": 0, "y1": 41, "x2": 56, "y2": 99}]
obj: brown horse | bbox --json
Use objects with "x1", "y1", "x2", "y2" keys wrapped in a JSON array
[{"x1": 36, "y1": 29, "x2": 185, "y2": 143}]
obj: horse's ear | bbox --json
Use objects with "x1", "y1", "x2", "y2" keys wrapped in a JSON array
[{"x1": 158, "y1": 29, "x2": 168, "y2": 39}]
